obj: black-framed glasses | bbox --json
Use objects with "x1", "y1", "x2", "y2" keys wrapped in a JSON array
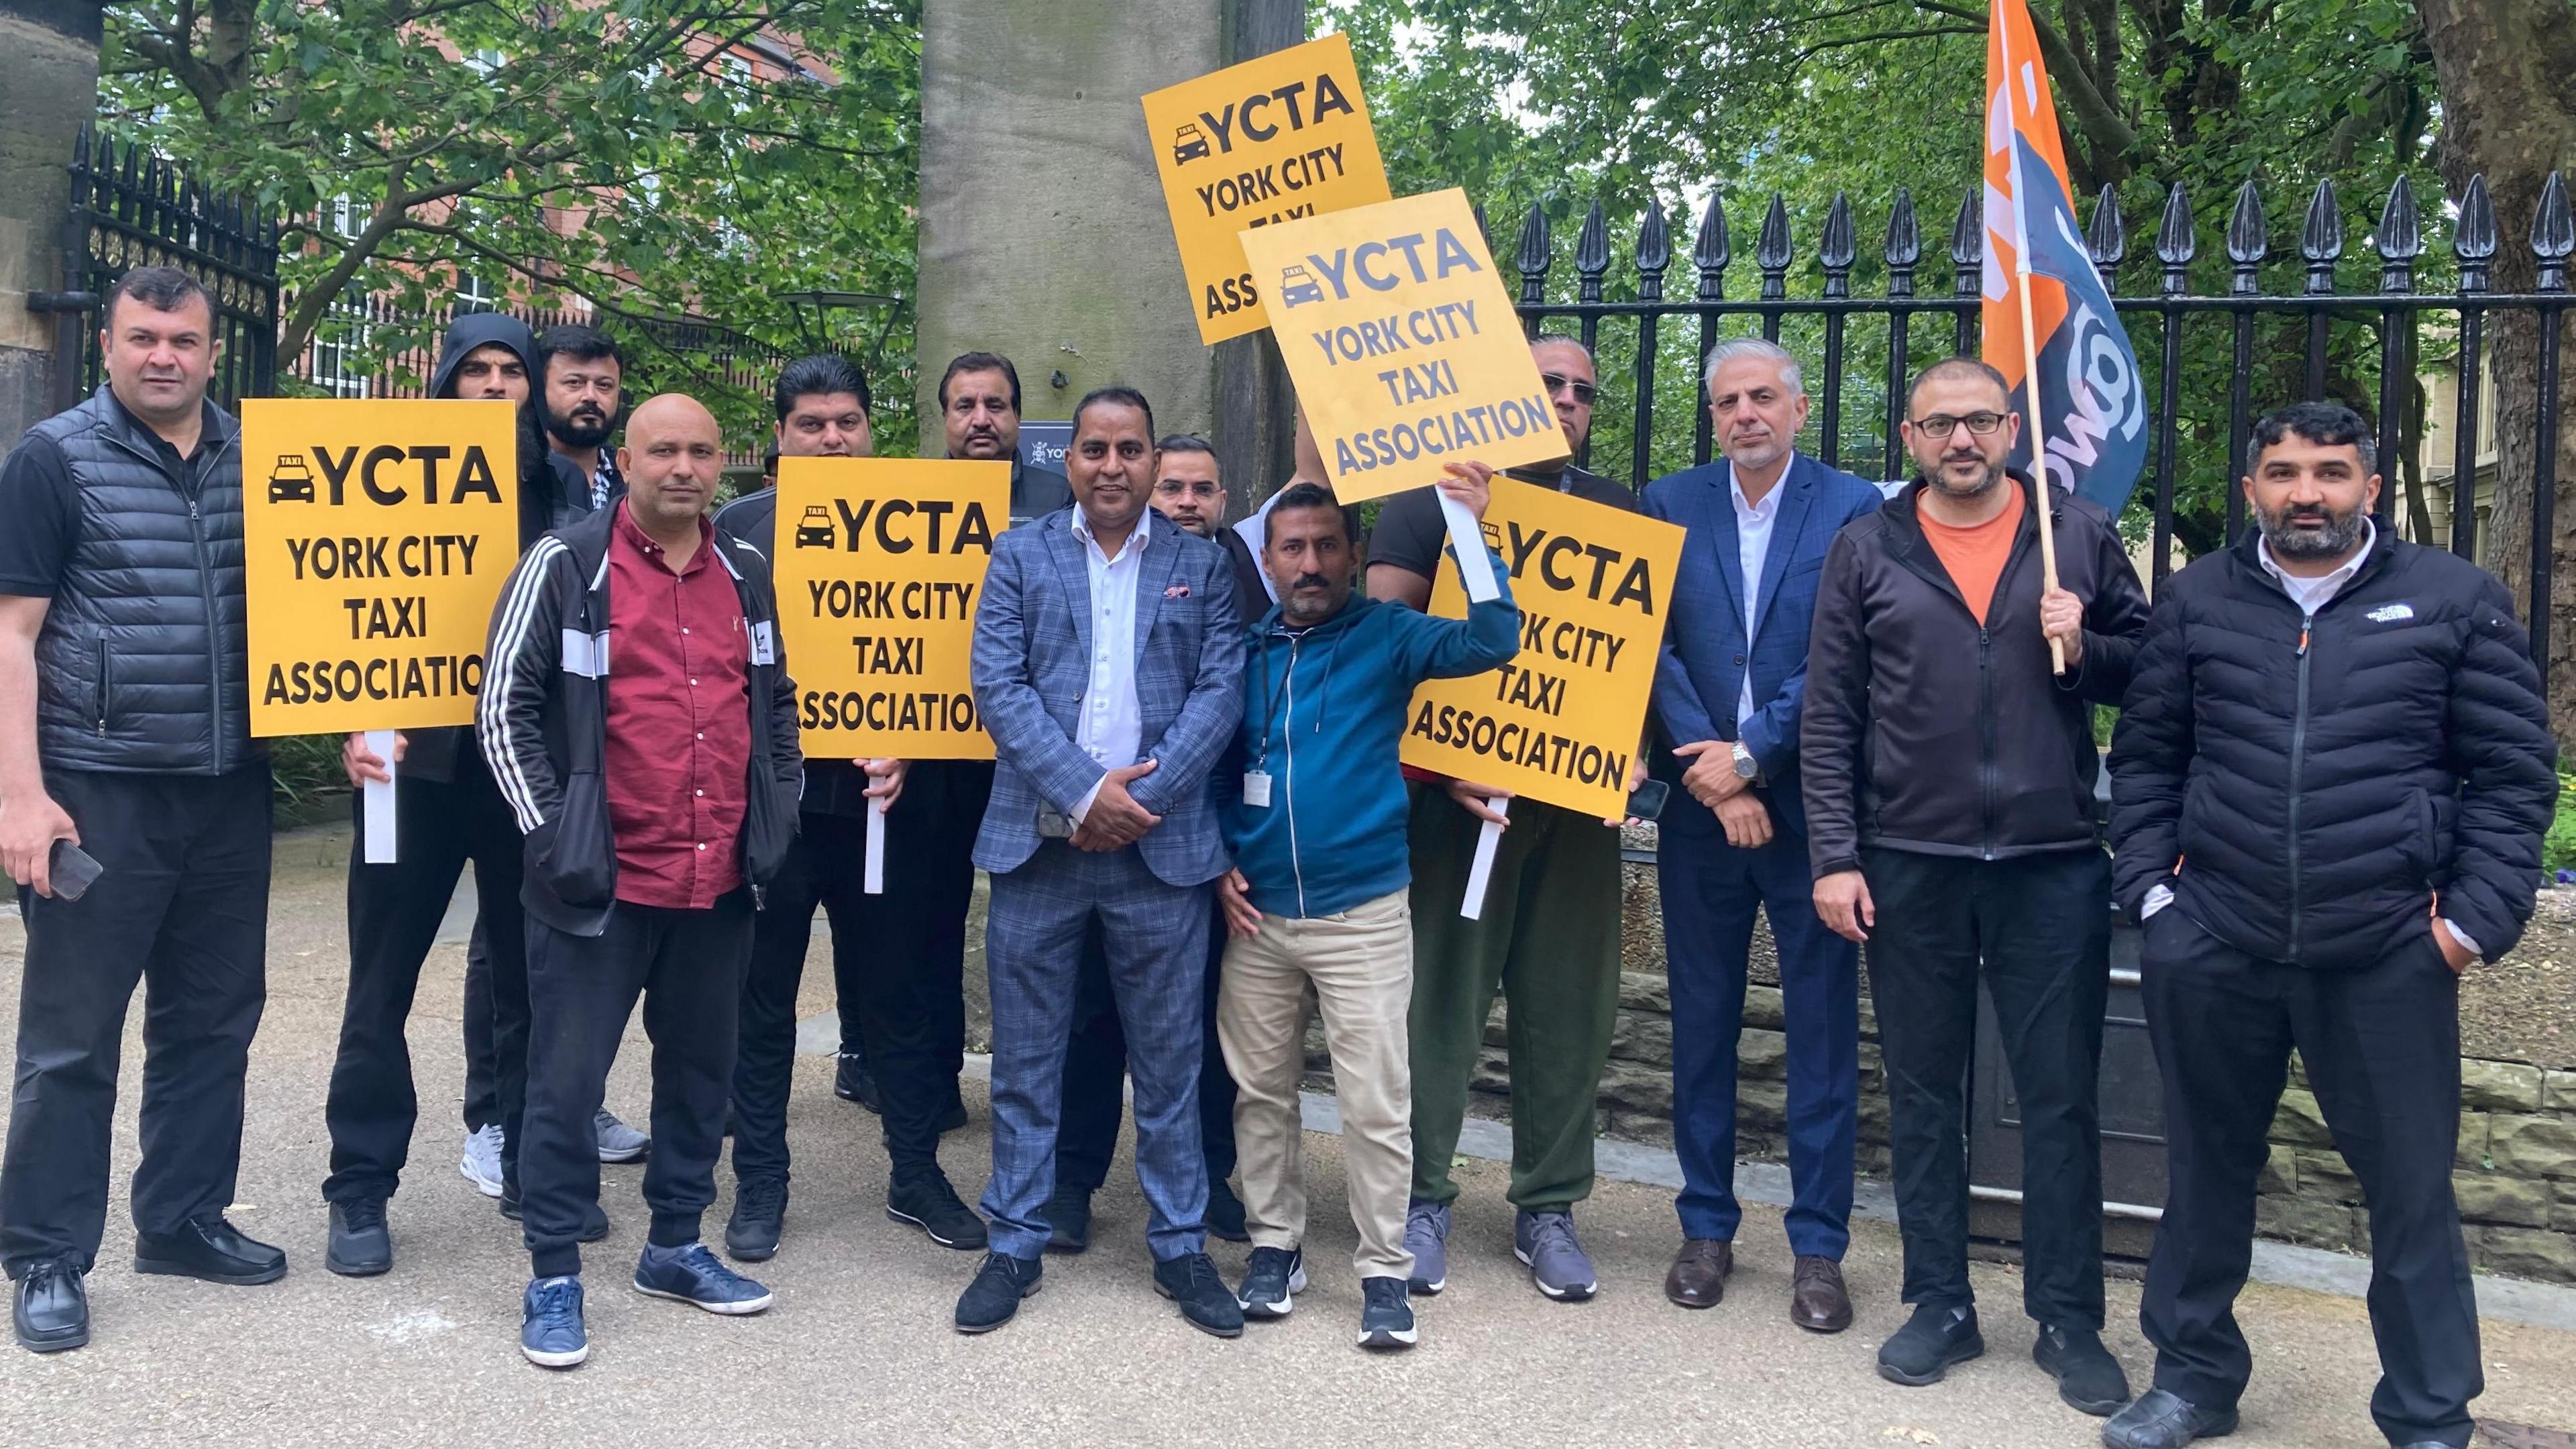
[
  {"x1": 1540, "y1": 372, "x2": 1599, "y2": 406},
  {"x1": 1911, "y1": 411, "x2": 2007, "y2": 438}
]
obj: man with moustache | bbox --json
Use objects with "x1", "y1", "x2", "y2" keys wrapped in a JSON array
[
  {"x1": 482, "y1": 394, "x2": 802, "y2": 1368},
  {"x1": 1047, "y1": 433, "x2": 1264, "y2": 1251},
  {"x1": 1644, "y1": 338, "x2": 1884, "y2": 1330},
  {"x1": 712, "y1": 355, "x2": 988, "y2": 1260},
  {"x1": 1366, "y1": 334, "x2": 1638, "y2": 1304},
  {"x1": 941, "y1": 352, "x2": 1071, "y2": 520},
  {"x1": 953, "y1": 388, "x2": 1245, "y2": 1338},
  {"x1": 320, "y1": 312, "x2": 604, "y2": 1276},
  {"x1": 537, "y1": 324, "x2": 628, "y2": 512},
  {"x1": 2103, "y1": 403, "x2": 2557, "y2": 1449},
  {"x1": 1802, "y1": 358, "x2": 2147, "y2": 1412}
]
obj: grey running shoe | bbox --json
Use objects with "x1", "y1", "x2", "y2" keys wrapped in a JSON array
[
  {"x1": 594, "y1": 1108, "x2": 650, "y2": 1164},
  {"x1": 1514, "y1": 1210, "x2": 1599, "y2": 1301},
  {"x1": 1403, "y1": 1199, "x2": 1450, "y2": 1295},
  {"x1": 460, "y1": 1123, "x2": 505, "y2": 1197}
]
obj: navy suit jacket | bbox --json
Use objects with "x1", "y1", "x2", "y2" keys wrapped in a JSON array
[{"x1": 1642, "y1": 452, "x2": 1884, "y2": 837}]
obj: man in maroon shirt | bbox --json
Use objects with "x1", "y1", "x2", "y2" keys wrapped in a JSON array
[{"x1": 478, "y1": 394, "x2": 804, "y2": 1368}]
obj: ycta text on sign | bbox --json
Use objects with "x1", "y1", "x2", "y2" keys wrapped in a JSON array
[
  {"x1": 1399, "y1": 480, "x2": 1682, "y2": 818},
  {"x1": 771, "y1": 458, "x2": 1010, "y2": 759},
  {"x1": 240, "y1": 398, "x2": 517, "y2": 734},
  {"x1": 1240, "y1": 188, "x2": 1569, "y2": 504}
]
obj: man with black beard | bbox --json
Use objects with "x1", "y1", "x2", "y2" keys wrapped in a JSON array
[
  {"x1": 537, "y1": 325, "x2": 627, "y2": 512},
  {"x1": 2104, "y1": 403, "x2": 2558, "y2": 1449}
]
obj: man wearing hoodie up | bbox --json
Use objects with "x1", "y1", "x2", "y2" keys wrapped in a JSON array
[{"x1": 1214, "y1": 471, "x2": 1518, "y2": 1352}]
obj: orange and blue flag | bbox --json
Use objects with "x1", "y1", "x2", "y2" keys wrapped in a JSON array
[{"x1": 1982, "y1": 0, "x2": 2147, "y2": 515}]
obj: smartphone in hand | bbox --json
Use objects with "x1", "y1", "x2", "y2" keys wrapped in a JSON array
[
  {"x1": 1625, "y1": 778, "x2": 1672, "y2": 822},
  {"x1": 46, "y1": 839, "x2": 103, "y2": 902}
]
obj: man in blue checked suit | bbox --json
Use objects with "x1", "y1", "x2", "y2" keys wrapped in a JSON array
[
  {"x1": 955, "y1": 386, "x2": 1248, "y2": 1340},
  {"x1": 1645, "y1": 339, "x2": 1884, "y2": 1332}
]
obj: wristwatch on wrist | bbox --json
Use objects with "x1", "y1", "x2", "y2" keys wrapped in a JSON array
[{"x1": 1731, "y1": 742, "x2": 1759, "y2": 780}]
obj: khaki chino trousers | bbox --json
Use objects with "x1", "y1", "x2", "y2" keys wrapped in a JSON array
[{"x1": 1217, "y1": 889, "x2": 1417, "y2": 1281}]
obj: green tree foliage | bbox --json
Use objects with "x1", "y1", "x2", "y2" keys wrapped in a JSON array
[
  {"x1": 99, "y1": 1, "x2": 921, "y2": 448},
  {"x1": 1329, "y1": 0, "x2": 2448, "y2": 555}
]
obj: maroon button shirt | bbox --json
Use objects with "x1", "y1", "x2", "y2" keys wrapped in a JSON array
[{"x1": 602, "y1": 501, "x2": 752, "y2": 909}]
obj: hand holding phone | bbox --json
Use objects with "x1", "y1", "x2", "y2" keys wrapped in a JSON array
[{"x1": 46, "y1": 839, "x2": 103, "y2": 902}]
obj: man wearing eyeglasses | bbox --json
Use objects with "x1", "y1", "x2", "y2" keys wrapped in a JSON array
[
  {"x1": 1365, "y1": 335, "x2": 1640, "y2": 1305},
  {"x1": 1801, "y1": 358, "x2": 2149, "y2": 1415}
]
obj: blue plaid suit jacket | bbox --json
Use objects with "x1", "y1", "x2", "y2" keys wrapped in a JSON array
[
  {"x1": 1642, "y1": 452, "x2": 1884, "y2": 837},
  {"x1": 969, "y1": 508, "x2": 1245, "y2": 886}
]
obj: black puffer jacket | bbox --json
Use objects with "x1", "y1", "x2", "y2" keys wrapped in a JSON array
[{"x1": 2108, "y1": 531, "x2": 2560, "y2": 965}]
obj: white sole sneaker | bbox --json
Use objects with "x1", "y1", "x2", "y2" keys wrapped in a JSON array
[
  {"x1": 1239, "y1": 1264, "x2": 1309, "y2": 1319},
  {"x1": 1515, "y1": 1246, "x2": 1598, "y2": 1301},
  {"x1": 460, "y1": 1133, "x2": 504, "y2": 1198},
  {"x1": 631, "y1": 1279, "x2": 773, "y2": 1316},
  {"x1": 521, "y1": 1340, "x2": 589, "y2": 1368},
  {"x1": 1357, "y1": 1323, "x2": 1419, "y2": 1349}
]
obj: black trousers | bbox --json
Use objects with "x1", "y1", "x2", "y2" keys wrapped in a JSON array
[
  {"x1": 523, "y1": 892, "x2": 751, "y2": 1279},
  {"x1": 462, "y1": 919, "x2": 498, "y2": 1132},
  {"x1": 1057, "y1": 902, "x2": 1237, "y2": 1195},
  {"x1": 1, "y1": 765, "x2": 271, "y2": 1275},
  {"x1": 2140, "y1": 908, "x2": 2479, "y2": 1448},
  {"x1": 730, "y1": 797, "x2": 968, "y2": 1191},
  {"x1": 1864, "y1": 845, "x2": 2112, "y2": 1329},
  {"x1": 323, "y1": 751, "x2": 527, "y2": 1203}
]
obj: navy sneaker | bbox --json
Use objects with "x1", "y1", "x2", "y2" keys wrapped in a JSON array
[
  {"x1": 1358, "y1": 1275, "x2": 1417, "y2": 1350},
  {"x1": 520, "y1": 1275, "x2": 587, "y2": 1368},
  {"x1": 1403, "y1": 1198, "x2": 1450, "y2": 1295},
  {"x1": 631, "y1": 1242, "x2": 773, "y2": 1315},
  {"x1": 1236, "y1": 1246, "x2": 1306, "y2": 1319},
  {"x1": 1514, "y1": 1210, "x2": 1599, "y2": 1302}
]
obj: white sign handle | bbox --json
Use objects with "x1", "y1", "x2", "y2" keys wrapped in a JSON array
[
  {"x1": 362, "y1": 729, "x2": 398, "y2": 864},
  {"x1": 864, "y1": 795, "x2": 887, "y2": 895},
  {"x1": 1459, "y1": 796, "x2": 1509, "y2": 919},
  {"x1": 1437, "y1": 490, "x2": 1501, "y2": 604}
]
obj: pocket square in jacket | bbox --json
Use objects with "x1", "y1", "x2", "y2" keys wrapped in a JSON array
[{"x1": 1164, "y1": 583, "x2": 1191, "y2": 598}]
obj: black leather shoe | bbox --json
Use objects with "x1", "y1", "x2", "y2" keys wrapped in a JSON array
[
  {"x1": 1045, "y1": 1187, "x2": 1093, "y2": 1253},
  {"x1": 499, "y1": 1189, "x2": 612, "y2": 1243},
  {"x1": 2035, "y1": 1324, "x2": 2132, "y2": 1415},
  {"x1": 724, "y1": 1176, "x2": 787, "y2": 1262},
  {"x1": 134, "y1": 1218, "x2": 287, "y2": 1285},
  {"x1": 2100, "y1": 1388, "x2": 2239, "y2": 1448},
  {"x1": 888, "y1": 1175, "x2": 989, "y2": 1250},
  {"x1": 326, "y1": 1199, "x2": 392, "y2": 1277},
  {"x1": 955, "y1": 1252, "x2": 1042, "y2": 1333},
  {"x1": 835, "y1": 1055, "x2": 881, "y2": 1113},
  {"x1": 1876, "y1": 1303, "x2": 1983, "y2": 1386},
  {"x1": 13, "y1": 1258, "x2": 88, "y2": 1353},
  {"x1": 1152, "y1": 1250, "x2": 1246, "y2": 1338},
  {"x1": 1206, "y1": 1179, "x2": 1250, "y2": 1243}
]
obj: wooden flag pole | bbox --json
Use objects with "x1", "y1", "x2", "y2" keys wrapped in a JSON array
[{"x1": 1994, "y1": 8, "x2": 2066, "y2": 675}]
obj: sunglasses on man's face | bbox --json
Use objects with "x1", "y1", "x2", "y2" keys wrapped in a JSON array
[{"x1": 1540, "y1": 372, "x2": 1599, "y2": 406}]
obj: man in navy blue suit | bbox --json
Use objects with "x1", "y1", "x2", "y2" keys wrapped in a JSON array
[{"x1": 1644, "y1": 338, "x2": 1884, "y2": 1332}]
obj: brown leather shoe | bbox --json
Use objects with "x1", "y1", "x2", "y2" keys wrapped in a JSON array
[
  {"x1": 1664, "y1": 1238, "x2": 1731, "y2": 1309},
  {"x1": 1789, "y1": 1254, "x2": 1852, "y2": 1333}
]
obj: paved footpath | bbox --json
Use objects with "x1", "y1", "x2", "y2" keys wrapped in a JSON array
[{"x1": 4, "y1": 822, "x2": 2575, "y2": 1448}]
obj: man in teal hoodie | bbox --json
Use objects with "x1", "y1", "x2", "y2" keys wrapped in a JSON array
[{"x1": 1213, "y1": 469, "x2": 1519, "y2": 1352}]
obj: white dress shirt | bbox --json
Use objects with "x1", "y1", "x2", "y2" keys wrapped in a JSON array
[
  {"x1": 1070, "y1": 508, "x2": 1151, "y2": 822},
  {"x1": 2139, "y1": 520, "x2": 2477, "y2": 958},
  {"x1": 1731, "y1": 466, "x2": 1784, "y2": 730}
]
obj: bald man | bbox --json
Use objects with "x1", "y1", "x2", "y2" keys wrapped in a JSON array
[{"x1": 479, "y1": 393, "x2": 804, "y2": 1368}]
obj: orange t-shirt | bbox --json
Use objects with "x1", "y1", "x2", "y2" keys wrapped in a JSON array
[{"x1": 1917, "y1": 480, "x2": 2023, "y2": 625}]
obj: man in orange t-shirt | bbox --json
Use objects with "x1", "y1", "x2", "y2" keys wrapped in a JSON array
[{"x1": 1799, "y1": 358, "x2": 2151, "y2": 1417}]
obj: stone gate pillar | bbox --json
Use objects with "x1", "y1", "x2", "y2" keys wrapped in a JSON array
[{"x1": 0, "y1": 0, "x2": 101, "y2": 451}]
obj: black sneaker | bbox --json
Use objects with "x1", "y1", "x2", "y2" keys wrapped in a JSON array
[
  {"x1": 1206, "y1": 1179, "x2": 1250, "y2": 1243},
  {"x1": 2034, "y1": 1324, "x2": 2133, "y2": 1415},
  {"x1": 1236, "y1": 1246, "x2": 1306, "y2": 1319},
  {"x1": 326, "y1": 1198, "x2": 392, "y2": 1277},
  {"x1": 724, "y1": 1176, "x2": 788, "y2": 1263},
  {"x1": 500, "y1": 1189, "x2": 612, "y2": 1244},
  {"x1": 955, "y1": 1252, "x2": 1042, "y2": 1334},
  {"x1": 1357, "y1": 1275, "x2": 1417, "y2": 1350},
  {"x1": 1044, "y1": 1186, "x2": 1093, "y2": 1253},
  {"x1": 1152, "y1": 1251, "x2": 1245, "y2": 1338},
  {"x1": 1876, "y1": 1303, "x2": 1984, "y2": 1386},
  {"x1": 834, "y1": 1055, "x2": 881, "y2": 1113},
  {"x1": 887, "y1": 1175, "x2": 989, "y2": 1250}
]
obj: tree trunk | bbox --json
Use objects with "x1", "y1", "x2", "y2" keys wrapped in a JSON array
[{"x1": 2418, "y1": 0, "x2": 2576, "y2": 754}]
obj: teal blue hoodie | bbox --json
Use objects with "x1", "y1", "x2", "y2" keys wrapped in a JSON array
[{"x1": 1219, "y1": 557, "x2": 1519, "y2": 919}]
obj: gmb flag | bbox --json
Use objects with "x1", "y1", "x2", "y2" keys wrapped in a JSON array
[{"x1": 1982, "y1": 0, "x2": 2147, "y2": 517}]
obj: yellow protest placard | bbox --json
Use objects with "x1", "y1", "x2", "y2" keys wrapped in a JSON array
[
  {"x1": 1144, "y1": 32, "x2": 1393, "y2": 344},
  {"x1": 771, "y1": 458, "x2": 1011, "y2": 760},
  {"x1": 1239, "y1": 187, "x2": 1569, "y2": 505},
  {"x1": 240, "y1": 398, "x2": 517, "y2": 735},
  {"x1": 1400, "y1": 480, "x2": 1683, "y2": 818}
]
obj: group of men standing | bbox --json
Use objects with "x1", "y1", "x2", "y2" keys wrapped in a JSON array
[{"x1": 0, "y1": 264, "x2": 2563, "y2": 1449}]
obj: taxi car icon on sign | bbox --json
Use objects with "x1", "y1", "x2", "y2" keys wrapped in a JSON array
[
  {"x1": 1172, "y1": 123, "x2": 1211, "y2": 165},
  {"x1": 267, "y1": 453, "x2": 316, "y2": 504},
  {"x1": 1277, "y1": 265, "x2": 1325, "y2": 309},
  {"x1": 793, "y1": 504, "x2": 835, "y2": 549}
]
